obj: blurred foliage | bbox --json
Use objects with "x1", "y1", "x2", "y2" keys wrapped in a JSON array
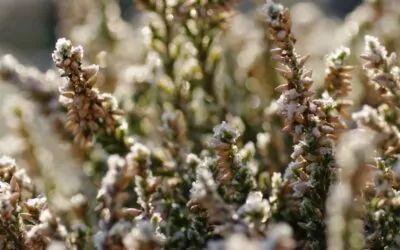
[{"x1": 0, "y1": 0, "x2": 399, "y2": 249}]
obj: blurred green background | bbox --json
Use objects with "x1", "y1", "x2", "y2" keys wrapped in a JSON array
[{"x1": 0, "y1": 0, "x2": 361, "y2": 70}]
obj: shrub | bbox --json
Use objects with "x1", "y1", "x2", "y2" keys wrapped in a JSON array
[{"x1": 0, "y1": 0, "x2": 399, "y2": 249}]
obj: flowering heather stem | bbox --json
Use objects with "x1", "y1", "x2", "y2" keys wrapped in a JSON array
[
  {"x1": 2, "y1": 0, "x2": 400, "y2": 248},
  {"x1": 52, "y1": 38, "x2": 129, "y2": 154},
  {"x1": 352, "y1": 35, "x2": 400, "y2": 249},
  {"x1": 0, "y1": 156, "x2": 69, "y2": 249},
  {"x1": 263, "y1": 1, "x2": 353, "y2": 248}
]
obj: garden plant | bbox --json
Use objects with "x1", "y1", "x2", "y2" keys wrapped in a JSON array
[{"x1": 0, "y1": 0, "x2": 399, "y2": 249}]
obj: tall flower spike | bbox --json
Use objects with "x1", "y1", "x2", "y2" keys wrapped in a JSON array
[
  {"x1": 52, "y1": 38, "x2": 124, "y2": 148},
  {"x1": 264, "y1": 1, "x2": 349, "y2": 249},
  {"x1": 354, "y1": 35, "x2": 400, "y2": 249},
  {"x1": 264, "y1": 0, "x2": 314, "y2": 137},
  {"x1": 355, "y1": 37, "x2": 400, "y2": 158}
]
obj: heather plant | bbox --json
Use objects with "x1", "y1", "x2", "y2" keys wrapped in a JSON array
[{"x1": 0, "y1": 0, "x2": 400, "y2": 249}]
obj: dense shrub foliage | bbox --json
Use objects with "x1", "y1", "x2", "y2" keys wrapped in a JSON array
[{"x1": 0, "y1": 0, "x2": 400, "y2": 249}]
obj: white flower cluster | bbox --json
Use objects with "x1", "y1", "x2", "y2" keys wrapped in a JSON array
[
  {"x1": 276, "y1": 89, "x2": 301, "y2": 121},
  {"x1": 363, "y1": 35, "x2": 388, "y2": 64},
  {"x1": 238, "y1": 191, "x2": 270, "y2": 223},
  {"x1": 52, "y1": 38, "x2": 84, "y2": 70},
  {"x1": 190, "y1": 159, "x2": 216, "y2": 201},
  {"x1": 325, "y1": 46, "x2": 351, "y2": 69},
  {"x1": 212, "y1": 121, "x2": 240, "y2": 144}
]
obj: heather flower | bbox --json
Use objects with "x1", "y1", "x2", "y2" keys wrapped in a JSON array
[
  {"x1": 362, "y1": 35, "x2": 388, "y2": 64},
  {"x1": 325, "y1": 46, "x2": 351, "y2": 68},
  {"x1": 190, "y1": 164, "x2": 216, "y2": 201},
  {"x1": 0, "y1": 156, "x2": 71, "y2": 248},
  {"x1": 212, "y1": 121, "x2": 240, "y2": 145},
  {"x1": 2, "y1": 0, "x2": 400, "y2": 249},
  {"x1": 52, "y1": 38, "x2": 124, "y2": 148},
  {"x1": 237, "y1": 191, "x2": 270, "y2": 223},
  {"x1": 360, "y1": 36, "x2": 399, "y2": 106},
  {"x1": 25, "y1": 208, "x2": 68, "y2": 243},
  {"x1": 264, "y1": 1, "x2": 356, "y2": 248},
  {"x1": 25, "y1": 196, "x2": 48, "y2": 212},
  {"x1": 239, "y1": 142, "x2": 255, "y2": 161}
]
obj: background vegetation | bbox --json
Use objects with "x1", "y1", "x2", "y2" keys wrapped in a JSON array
[{"x1": 0, "y1": 0, "x2": 399, "y2": 249}]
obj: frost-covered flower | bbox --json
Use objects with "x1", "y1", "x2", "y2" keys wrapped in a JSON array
[
  {"x1": 52, "y1": 38, "x2": 73, "y2": 61},
  {"x1": 212, "y1": 121, "x2": 240, "y2": 145},
  {"x1": 190, "y1": 163, "x2": 216, "y2": 201},
  {"x1": 238, "y1": 191, "x2": 270, "y2": 222},
  {"x1": 25, "y1": 197, "x2": 47, "y2": 212},
  {"x1": 363, "y1": 35, "x2": 387, "y2": 63}
]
